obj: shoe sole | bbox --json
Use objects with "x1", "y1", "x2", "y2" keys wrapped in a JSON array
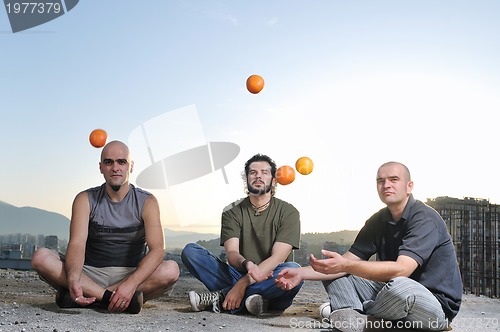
[
  {"x1": 245, "y1": 295, "x2": 264, "y2": 316},
  {"x1": 189, "y1": 291, "x2": 201, "y2": 312},
  {"x1": 319, "y1": 302, "x2": 331, "y2": 319}
]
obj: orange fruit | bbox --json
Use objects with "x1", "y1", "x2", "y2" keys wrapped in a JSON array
[
  {"x1": 89, "y1": 129, "x2": 107, "y2": 148},
  {"x1": 246, "y1": 74, "x2": 265, "y2": 94},
  {"x1": 295, "y1": 157, "x2": 314, "y2": 175},
  {"x1": 276, "y1": 165, "x2": 295, "y2": 185}
]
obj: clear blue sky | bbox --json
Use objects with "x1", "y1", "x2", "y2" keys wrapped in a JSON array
[{"x1": 1, "y1": 1, "x2": 499, "y2": 234}]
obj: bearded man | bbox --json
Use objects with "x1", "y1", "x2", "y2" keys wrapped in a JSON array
[{"x1": 181, "y1": 153, "x2": 302, "y2": 316}]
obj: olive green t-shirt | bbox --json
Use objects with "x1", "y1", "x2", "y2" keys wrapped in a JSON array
[{"x1": 220, "y1": 197, "x2": 301, "y2": 264}]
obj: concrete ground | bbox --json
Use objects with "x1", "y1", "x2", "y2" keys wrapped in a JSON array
[{"x1": 0, "y1": 269, "x2": 499, "y2": 332}]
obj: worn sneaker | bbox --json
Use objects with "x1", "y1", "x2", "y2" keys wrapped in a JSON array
[
  {"x1": 245, "y1": 294, "x2": 266, "y2": 316},
  {"x1": 319, "y1": 302, "x2": 331, "y2": 319},
  {"x1": 329, "y1": 308, "x2": 368, "y2": 332},
  {"x1": 189, "y1": 290, "x2": 222, "y2": 313},
  {"x1": 331, "y1": 308, "x2": 390, "y2": 332},
  {"x1": 55, "y1": 288, "x2": 80, "y2": 308}
]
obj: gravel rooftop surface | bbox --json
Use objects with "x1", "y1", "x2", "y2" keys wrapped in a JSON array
[{"x1": 0, "y1": 269, "x2": 499, "y2": 332}]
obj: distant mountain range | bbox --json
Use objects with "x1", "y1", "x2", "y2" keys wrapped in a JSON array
[
  {"x1": 0, "y1": 201, "x2": 71, "y2": 241},
  {"x1": 0, "y1": 200, "x2": 218, "y2": 249}
]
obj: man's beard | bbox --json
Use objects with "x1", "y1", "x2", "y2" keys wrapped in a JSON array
[
  {"x1": 247, "y1": 182, "x2": 272, "y2": 195},
  {"x1": 111, "y1": 184, "x2": 121, "y2": 192}
]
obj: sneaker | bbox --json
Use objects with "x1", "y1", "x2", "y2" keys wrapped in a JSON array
[
  {"x1": 55, "y1": 288, "x2": 80, "y2": 308},
  {"x1": 189, "y1": 290, "x2": 222, "y2": 313},
  {"x1": 329, "y1": 308, "x2": 368, "y2": 332},
  {"x1": 319, "y1": 301, "x2": 331, "y2": 319},
  {"x1": 125, "y1": 291, "x2": 143, "y2": 314},
  {"x1": 245, "y1": 294, "x2": 265, "y2": 316},
  {"x1": 330, "y1": 308, "x2": 389, "y2": 332}
]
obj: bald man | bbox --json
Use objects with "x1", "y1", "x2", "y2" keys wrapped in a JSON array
[
  {"x1": 276, "y1": 162, "x2": 462, "y2": 331},
  {"x1": 32, "y1": 141, "x2": 179, "y2": 314}
]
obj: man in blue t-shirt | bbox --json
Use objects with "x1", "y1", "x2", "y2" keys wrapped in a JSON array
[{"x1": 276, "y1": 161, "x2": 462, "y2": 331}]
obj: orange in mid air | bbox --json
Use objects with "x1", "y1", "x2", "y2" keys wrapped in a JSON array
[
  {"x1": 246, "y1": 74, "x2": 265, "y2": 94},
  {"x1": 295, "y1": 156, "x2": 314, "y2": 175},
  {"x1": 276, "y1": 165, "x2": 295, "y2": 185},
  {"x1": 89, "y1": 129, "x2": 108, "y2": 148}
]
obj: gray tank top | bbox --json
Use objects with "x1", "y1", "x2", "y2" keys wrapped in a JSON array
[{"x1": 85, "y1": 184, "x2": 150, "y2": 267}]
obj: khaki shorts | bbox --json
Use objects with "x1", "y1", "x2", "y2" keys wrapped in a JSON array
[{"x1": 82, "y1": 265, "x2": 135, "y2": 288}]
